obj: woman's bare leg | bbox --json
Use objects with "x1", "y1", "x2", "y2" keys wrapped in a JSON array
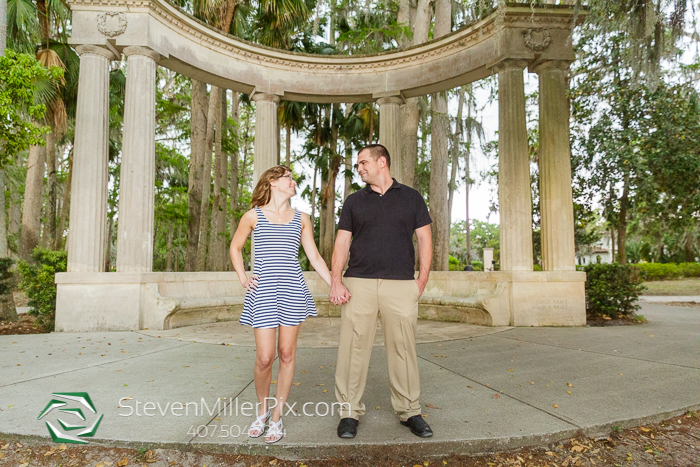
[
  {"x1": 269, "y1": 324, "x2": 301, "y2": 423},
  {"x1": 253, "y1": 328, "x2": 277, "y2": 423}
]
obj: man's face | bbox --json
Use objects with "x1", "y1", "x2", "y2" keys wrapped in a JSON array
[{"x1": 357, "y1": 150, "x2": 381, "y2": 184}]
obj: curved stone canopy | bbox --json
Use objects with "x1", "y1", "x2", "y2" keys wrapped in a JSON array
[{"x1": 68, "y1": 0, "x2": 578, "y2": 102}]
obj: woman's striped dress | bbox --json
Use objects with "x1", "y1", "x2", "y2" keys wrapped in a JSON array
[{"x1": 240, "y1": 207, "x2": 317, "y2": 329}]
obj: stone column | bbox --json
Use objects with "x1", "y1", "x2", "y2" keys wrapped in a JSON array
[
  {"x1": 116, "y1": 46, "x2": 159, "y2": 272},
  {"x1": 534, "y1": 61, "x2": 575, "y2": 271},
  {"x1": 67, "y1": 45, "x2": 116, "y2": 272},
  {"x1": 252, "y1": 92, "x2": 280, "y2": 183},
  {"x1": 495, "y1": 60, "x2": 533, "y2": 271},
  {"x1": 377, "y1": 96, "x2": 403, "y2": 182}
]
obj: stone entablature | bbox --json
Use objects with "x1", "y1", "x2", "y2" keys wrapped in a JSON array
[{"x1": 68, "y1": 0, "x2": 579, "y2": 102}]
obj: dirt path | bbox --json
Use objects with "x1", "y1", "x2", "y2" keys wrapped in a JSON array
[{"x1": 2, "y1": 412, "x2": 699, "y2": 467}]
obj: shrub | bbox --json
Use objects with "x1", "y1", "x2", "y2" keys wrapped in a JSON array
[
  {"x1": 635, "y1": 262, "x2": 682, "y2": 281},
  {"x1": 584, "y1": 263, "x2": 645, "y2": 319},
  {"x1": 448, "y1": 255, "x2": 461, "y2": 271},
  {"x1": 635, "y1": 262, "x2": 700, "y2": 281},
  {"x1": 678, "y1": 262, "x2": 700, "y2": 278},
  {"x1": 18, "y1": 248, "x2": 67, "y2": 330},
  {"x1": 471, "y1": 261, "x2": 484, "y2": 271}
]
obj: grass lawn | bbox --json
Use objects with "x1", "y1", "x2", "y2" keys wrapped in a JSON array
[{"x1": 641, "y1": 278, "x2": 700, "y2": 295}]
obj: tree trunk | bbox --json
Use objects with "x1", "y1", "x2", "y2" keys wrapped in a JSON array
[
  {"x1": 321, "y1": 104, "x2": 340, "y2": 268},
  {"x1": 397, "y1": 0, "x2": 410, "y2": 48},
  {"x1": 400, "y1": 0, "x2": 432, "y2": 188},
  {"x1": 610, "y1": 228, "x2": 616, "y2": 263},
  {"x1": 186, "y1": 79, "x2": 207, "y2": 271},
  {"x1": 617, "y1": 179, "x2": 628, "y2": 265},
  {"x1": 428, "y1": 0, "x2": 451, "y2": 271},
  {"x1": 9, "y1": 156, "x2": 20, "y2": 257},
  {"x1": 208, "y1": 89, "x2": 227, "y2": 271},
  {"x1": 368, "y1": 103, "x2": 374, "y2": 144},
  {"x1": 685, "y1": 230, "x2": 695, "y2": 262},
  {"x1": 166, "y1": 221, "x2": 174, "y2": 272},
  {"x1": 105, "y1": 212, "x2": 113, "y2": 271},
  {"x1": 0, "y1": 0, "x2": 7, "y2": 55},
  {"x1": 447, "y1": 87, "x2": 465, "y2": 227},
  {"x1": 285, "y1": 125, "x2": 291, "y2": 167},
  {"x1": 196, "y1": 86, "x2": 220, "y2": 271},
  {"x1": 430, "y1": 92, "x2": 450, "y2": 271},
  {"x1": 0, "y1": 170, "x2": 7, "y2": 257},
  {"x1": 55, "y1": 147, "x2": 72, "y2": 250},
  {"x1": 20, "y1": 135, "x2": 46, "y2": 260},
  {"x1": 401, "y1": 99, "x2": 420, "y2": 187},
  {"x1": 228, "y1": 92, "x2": 241, "y2": 271},
  {"x1": 46, "y1": 131, "x2": 57, "y2": 249},
  {"x1": 174, "y1": 223, "x2": 182, "y2": 272},
  {"x1": 310, "y1": 164, "x2": 318, "y2": 228},
  {"x1": 465, "y1": 169, "x2": 471, "y2": 265}
]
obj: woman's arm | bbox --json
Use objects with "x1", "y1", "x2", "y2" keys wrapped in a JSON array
[
  {"x1": 229, "y1": 209, "x2": 258, "y2": 291},
  {"x1": 299, "y1": 212, "x2": 333, "y2": 287}
]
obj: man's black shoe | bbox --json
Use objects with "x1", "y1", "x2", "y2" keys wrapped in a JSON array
[
  {"x1": 400, "y1": 415, "x2": 433, "y2": 438},
  {"x1": 337, "y1": 417, "x2": 359, "y2": 438}
]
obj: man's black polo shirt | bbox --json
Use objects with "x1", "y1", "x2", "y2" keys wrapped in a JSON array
[{"x1": 337, "y1": 178, "x2": 432, "y2": 280}]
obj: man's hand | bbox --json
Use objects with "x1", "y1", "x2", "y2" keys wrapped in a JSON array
[
  {"x1": 330, "y1": 282, "x2": 351, "y2": 306},
  {"x1": 415, "y1": 278, "x2": 427, "y2": 297}
]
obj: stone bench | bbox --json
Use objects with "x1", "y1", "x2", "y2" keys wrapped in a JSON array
[
  {"x1": 156, "y1": 281, "x2": 510, "y2": 330},
  {"x1": 55, "y1": 271, "x2": 585, "y2": 332}
]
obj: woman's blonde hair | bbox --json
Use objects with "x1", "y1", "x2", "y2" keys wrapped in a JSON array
[{"x1": 251, "y1": 165, "x2": 292, "y2": 207}]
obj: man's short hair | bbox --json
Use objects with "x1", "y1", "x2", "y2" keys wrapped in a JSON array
[{"x1": 359, "y1": 144, "x2": 391, "y2": 169}]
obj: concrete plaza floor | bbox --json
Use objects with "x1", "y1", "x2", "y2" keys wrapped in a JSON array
[{"x1": 1, "y1": 302, "x2": 699, "y2": 460}]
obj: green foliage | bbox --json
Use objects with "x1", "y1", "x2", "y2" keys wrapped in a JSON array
[
  {"x1": 0, "y1": 49, "x2": 63, "y2": 168},
  {"x1": 17, "y1": 248, "x2": 67, "y2": 330},
  {"x1": 584, "y1": 263, "x2": 645, "y2": 319},
  {"x1": 448, "y1": 255, "x2": 460, "y2": 271},
  {"x1": 634, "y1": 262, "x2": 700, "y2": 281}
]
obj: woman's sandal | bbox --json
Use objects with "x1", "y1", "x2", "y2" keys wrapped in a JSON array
[
  {"x1": 248, "y1": 409, "x2": 271, "y2": 438},
  {"x1": 265, "y1": 418, "x2": 284, "y2": 444}
]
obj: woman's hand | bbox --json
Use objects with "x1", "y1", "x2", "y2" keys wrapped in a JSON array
[{"x1": 241, "y1": 275, "x2": 259, "y2": 292}]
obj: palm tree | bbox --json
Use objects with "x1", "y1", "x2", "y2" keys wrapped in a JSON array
[{"x1": 278, "y1": 100, "x2": 305, "y2": 166}]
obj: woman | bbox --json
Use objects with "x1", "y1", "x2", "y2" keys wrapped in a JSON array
[{"x1": 229, "y1": 165, "x2": 333, "y2": 444}]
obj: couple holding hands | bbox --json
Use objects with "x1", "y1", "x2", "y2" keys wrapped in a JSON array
[{"x1": 229, "y1": 144, "x2": 433, "y2": 444}]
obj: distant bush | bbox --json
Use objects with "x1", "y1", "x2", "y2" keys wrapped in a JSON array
[
  {"x1": 635, "y1": 262, "x2": 700, "y2": 281},
  {"x1": 18, "y1": 248, "x2": 67, "y2": 330},
  {"x1": 534, "y1": 264, "x2": 543, "y2": 271},
  {"x1": 448, "y1": 255, "x2": 461, "y2": 271},
  {"x1": 471, "y1": 261, "x2": 484, "y2": 271},
  {"x1": 584, "y1": 263, "x2": 645, "y2": 319}
]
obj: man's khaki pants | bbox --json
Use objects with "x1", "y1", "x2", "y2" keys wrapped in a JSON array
[{"x1": 334, "y1": 277, "x2": 421, "y2": 421}]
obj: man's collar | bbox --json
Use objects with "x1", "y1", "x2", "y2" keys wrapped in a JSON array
[{"x1": 364, "y1": 178, "x2": 401, "y2": 194}]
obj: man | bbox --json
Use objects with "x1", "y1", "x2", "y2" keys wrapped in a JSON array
[{"x1": 329, "y1": 144, "x2": 433, "y2": 439}]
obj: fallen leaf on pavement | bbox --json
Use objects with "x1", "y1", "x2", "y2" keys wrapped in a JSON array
[
  {"x1": 425, "y1": 404, "x2": 441, "y2": 409},
  {"x1": 117, "y1": 456, "x2": 129, "y2": 466},
  {"x1": 553, "y1": 404, "x2": 559, "y2": 408}
]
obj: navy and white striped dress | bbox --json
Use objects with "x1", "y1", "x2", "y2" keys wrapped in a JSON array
[{"x1": 240, "y1": 207, "x2": 317, "y2": 329}]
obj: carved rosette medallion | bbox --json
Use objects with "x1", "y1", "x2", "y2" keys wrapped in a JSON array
[
  {"x1": 523, "y1": 28, "x2": 551, "y2": 52},
  {"x1": 97, "y1": 12, "x2": 128, "y2": 37}
]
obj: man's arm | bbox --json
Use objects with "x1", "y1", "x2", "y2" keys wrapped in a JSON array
[
  {"x1": 414, "y1": 225, "x2": 432, "y2": 296},
  {"x1": 329, "y1": 230, "x2": 353, "y2": 305}
]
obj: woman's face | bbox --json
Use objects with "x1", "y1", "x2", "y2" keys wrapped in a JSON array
[{"x1": 271, "y1": 171, "x2": 296, "y2": 197}]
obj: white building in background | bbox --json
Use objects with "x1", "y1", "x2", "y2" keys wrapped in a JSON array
[{"x1": 576, "y1": 232, "x2": 614, "y2": 265}]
